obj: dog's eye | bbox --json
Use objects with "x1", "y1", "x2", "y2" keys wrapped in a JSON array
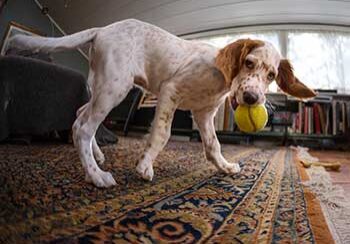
[
  {"x1": 267, "y1": 72, "x2": 275, "y2": 81},
  {"x1": 245, "y1": 59, "x2": 254, "y2": 69}
]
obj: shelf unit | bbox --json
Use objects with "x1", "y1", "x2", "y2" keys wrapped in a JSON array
[
  {"x1": 210, "y1": 92, "x2": 350, "y2": 147},
  {"x1": 110, "y1": 88, "x2": 350, "y2": 148}
]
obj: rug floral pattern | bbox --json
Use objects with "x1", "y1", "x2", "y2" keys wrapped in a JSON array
[{"x1": 0, "y1": 137, "x2": 314, "y2": 243}]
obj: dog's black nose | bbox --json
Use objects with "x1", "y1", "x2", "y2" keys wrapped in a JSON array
[{"x1": 243, "y1": 91, "x2": 258, "y2": 105}]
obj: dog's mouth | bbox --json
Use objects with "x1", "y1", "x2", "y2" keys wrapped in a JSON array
[
  {"x1": 230, "y1": 95, "x2": 239, "y2": 110},
  {"x1": 230, "y1": 91, "x2": 265, "y2": 109}
]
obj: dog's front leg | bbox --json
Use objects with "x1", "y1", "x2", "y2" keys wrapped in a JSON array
[
  {"x1": 192, "y1": 109, "x2": 241, "y2": 174},
  {"x1": 136, "y1": 85, "x2": 180, "y2": 181}
]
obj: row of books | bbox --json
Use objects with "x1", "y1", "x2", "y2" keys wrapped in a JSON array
[
  {"x1": 293, "y1": 103, "x2": 329, "y2": 135},
  {"x1": 211, "y1": 98, "x2": 350, "y2": 136},
  {"x1": 291, "y1": 101, "x2": 350, "y2": 135},
  {"x1": 333, "y1": 101, "x2": 350, "y2": 135}
]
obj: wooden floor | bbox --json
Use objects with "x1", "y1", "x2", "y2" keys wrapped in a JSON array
[{"x1": 310, "y1": 150, "x2": 350, "y2": 199}]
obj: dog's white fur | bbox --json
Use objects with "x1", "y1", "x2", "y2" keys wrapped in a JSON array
[{"x1": 10, "y1": 19, "x2": 314, "y2": 187}]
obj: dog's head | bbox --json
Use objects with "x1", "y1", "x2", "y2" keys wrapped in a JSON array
[{"x1": 215, "y1": 39, "x2": 316, "y2": 108}]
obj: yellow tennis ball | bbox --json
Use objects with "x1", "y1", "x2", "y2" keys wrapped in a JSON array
[{"x1": 234, "y1": 104, "x2": 268, "y2": 133}]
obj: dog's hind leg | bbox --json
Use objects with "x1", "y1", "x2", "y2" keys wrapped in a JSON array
[
  {"x1": 75, "y1": 103, "x2": 105, "y2": 165},
  {"x1": 74, "y1": 65, "x2": 105, "y2": 165},
  {"x1": 75, "y1": 73, "x2": 133, "y2": 187},
  {"x1": 73, "y1": 64, "x2": 94, "y2": 148}
]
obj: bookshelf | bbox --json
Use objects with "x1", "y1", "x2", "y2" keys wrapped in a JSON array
[
  {"x1": 209, "y1": 92, "x2": 350, "y2": 147},
  {"x1": 288, "y1": 93, "x2": 350, "y2": 137},
  {"x1": 110, "y1": 89, "x2": 349, "y2": 148}
]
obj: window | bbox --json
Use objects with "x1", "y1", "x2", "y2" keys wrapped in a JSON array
[
  {"x1": 197, "y1": 27, "x2": 350, "y2": 94},
  {"x1": 199, "y1": 32, "x2": 281, "y2": 53}
]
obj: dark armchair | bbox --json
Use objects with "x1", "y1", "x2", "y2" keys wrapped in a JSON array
[
  {"x1": 0, "y1": 54, "x2": 117, "y2": 144},
  {"x1": 0, "y1": 55, "x2": 88, "y2": 141}
]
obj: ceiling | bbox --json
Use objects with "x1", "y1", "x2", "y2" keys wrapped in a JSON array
[{"x1": 38, "y1": 0, "x2": 350, "y2": 36}]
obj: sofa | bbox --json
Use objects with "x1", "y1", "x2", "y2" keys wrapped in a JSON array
[{"x1": 0, "y1": 53, "x2": 117, "y2": 145}]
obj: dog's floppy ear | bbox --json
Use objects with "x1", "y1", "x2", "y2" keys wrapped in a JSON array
[
  {"x1": 276, "y1": 59, "x2": 316, "y2": 98},
  {"x1": 215, "y1": 39, "x2": 264, "y2": 86}
]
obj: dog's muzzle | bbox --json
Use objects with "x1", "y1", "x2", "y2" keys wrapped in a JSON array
[{"x1": 230, "y1": 96, "x2": 239, "y2": 110}]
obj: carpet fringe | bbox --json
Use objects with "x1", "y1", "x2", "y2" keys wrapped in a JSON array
[
  {"x1": 303, "y1": 167, "x2": 350, "y2": 209},
  {"x1": 291, "y1": 146, "x2": 350, "y2": 244},
  {"x1": 291, "y1": 146, "x2": 350, "y2": 208}
]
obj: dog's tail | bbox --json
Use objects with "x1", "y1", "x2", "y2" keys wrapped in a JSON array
[{"x1": 9, "y1": 28, "x2": 99, "y2": 53}]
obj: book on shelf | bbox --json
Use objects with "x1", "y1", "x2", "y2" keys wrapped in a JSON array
[
  {"x1": 317, "y1": 103, "x2": 325, "y2": 134},
  {"x1": 342, "y1": 102, "x2": 347, "y2": 133},
  {"x1": 298, "y1": 102, "x2": 303, "y2": 133},
  {"x1": 290, "y1": 96, "x2": 350, "y2": 136},
  {"x1": 303, "y1": 106, "x2": 308, "y2": 134},
  {"x1": 333, "y1": 101, "x2": 339, "y2": 135},
  {"x1": 313, "y1": 104, "x2": 321, "y2": 134},
  {"x1": 309, "y1": 107, "x2": 313, "y2": 135},
  {"x1": 324, "y1": 103, "x2": 331, "y2": 135}
]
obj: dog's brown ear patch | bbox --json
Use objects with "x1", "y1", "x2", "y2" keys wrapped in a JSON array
[
  {"x1": 276, "y1": 59, "x2": 316, "y2": 98},
  {"x1": 215, "y1": 39, "x2": 264, "y2": 87}
]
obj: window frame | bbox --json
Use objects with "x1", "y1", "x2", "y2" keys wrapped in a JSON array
[
  {"x1": 181, "y1": 24, "x2": 350, "y2": 94},
  {"x1": 180, "y1": 24, "x2": 350, "y2": 40}
]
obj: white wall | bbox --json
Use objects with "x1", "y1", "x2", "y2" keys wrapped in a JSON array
[
  {"x1": 0, "y1": 0, "x2": 89, "y2": 75},
  {"x1": 39, "y1": 0, "x2": 350, "y2": 35}
]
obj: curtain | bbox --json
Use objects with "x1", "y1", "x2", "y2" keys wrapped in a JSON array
[
  {"x1": 198, "y1": 29, "x2": 350, "y2": 94},
  {"x1": 287, "y1": 31, "x2": 350, "y2": 94}
]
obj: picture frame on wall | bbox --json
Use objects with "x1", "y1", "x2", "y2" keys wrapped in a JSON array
[
  {"x1": 138, "y1": 92, "x2": 158, "y2": 108},
  {"x1": 0, "y1": 21, "x2": 42, "y2": 55},
  {"x1": 0, "y1": 0, "x2": 8, "y2": 14}
]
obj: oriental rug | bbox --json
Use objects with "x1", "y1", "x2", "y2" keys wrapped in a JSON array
[{"x1": 0, "y1": 137, "x2": 333, "y2": 243}]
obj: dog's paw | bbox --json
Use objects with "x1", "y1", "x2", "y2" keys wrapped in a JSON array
[
  {"x1": 88, "y1": 170, "x2": 116, "y2": 188},
  {"x1": 136, "y1": 162, "x2": 154, "y2": 181},
  {"x1": 219, "y1": 163, "x2": 241, "y2": 174}
]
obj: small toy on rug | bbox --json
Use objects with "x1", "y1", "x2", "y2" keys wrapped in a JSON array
[
  {"x1": 234, "y1": 104, "x2": 268, "y2": 132},
  {"x1": 299, "y1": 160, "x2": 341, "y2": 171},
  {"x1": 291, "y1": 146, "x2": 342, "y2": 171}
]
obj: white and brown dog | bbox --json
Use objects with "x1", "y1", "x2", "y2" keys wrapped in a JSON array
[{"x1": 11, "y1": 19, "x2": 315, "y2": 187}]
